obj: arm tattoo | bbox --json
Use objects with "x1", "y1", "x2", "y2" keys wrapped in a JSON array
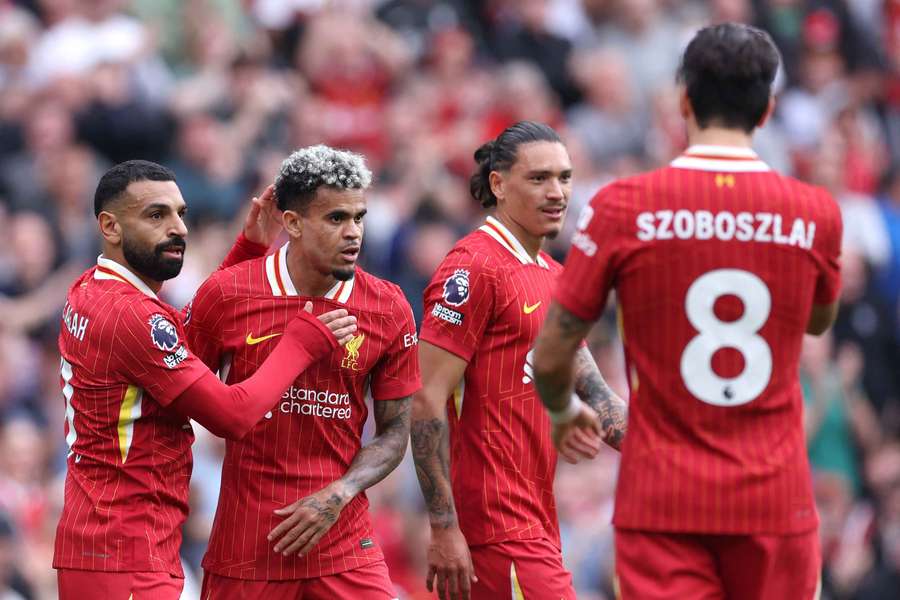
[
  {"x1": 411, "y1": 416, "x2": 458, "y2": 529},
  {"x1": 574, "y1": 348, "x2": 628, "y2": 450},
  {"x1": 533, "y1": 304, "x2": 592, "y2": 413},
  {"x1": 341, "y1": 397, "x2": 411, "y2": 498}
]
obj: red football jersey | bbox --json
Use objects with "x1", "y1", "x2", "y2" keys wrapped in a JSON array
[
  {"x1": 555, "y1": 145, "x2": 843, "y2": 534},
  {"x1": 185, "y1": 243, "x2": 420, "y2": 580},
  {"x1": 420, "y1": 216, "x2": 564, "y2": 547},
  {"x1": 54, "y1": 257, "x2": 210, "y2": 576}
]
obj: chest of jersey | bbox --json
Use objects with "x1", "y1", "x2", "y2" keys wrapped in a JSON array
[
  {"x1": 219, "y1": 297, "x2": 393, "y2": 390},
  {"x1": 488, "y1": 262, "x2": 558, "y2": 347}
]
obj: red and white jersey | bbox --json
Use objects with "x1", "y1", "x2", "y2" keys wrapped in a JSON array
[
  {"x1": 556, "y1": 145, "x2": 843, "y2": 535},
  {"x1": 420, "y1": 216, "x2": 564, "y2": 547},
  {"x1": 185, "y1": 243, "x2": 420, "y2": 580},
  {"x1": 54, "y1": 256, "x2": 210, "y2": 576}
]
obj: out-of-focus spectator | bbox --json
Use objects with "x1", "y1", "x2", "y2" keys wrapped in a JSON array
[{"x1": 567, "y1": 46, "x2": 646, "y2": 165}]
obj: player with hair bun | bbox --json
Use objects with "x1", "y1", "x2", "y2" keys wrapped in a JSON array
[
  {"x1": 412, "y1": 121, "x2": 626, "y2": 600},
  {"x1": 187, "y1": 145, "x2": 420, "y2": 599}
]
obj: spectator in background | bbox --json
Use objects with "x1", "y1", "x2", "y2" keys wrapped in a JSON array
[
  {"x1": 567, "y1": 47, "x2": 646, "y2": 165},
  {"x1": 490, "y1": 0, "x2": 579, "y2": 106}
]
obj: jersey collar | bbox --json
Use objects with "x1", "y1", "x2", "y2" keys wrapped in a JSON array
[
  {"x1": 670, "y1": 145, "x2": 770, "y2": 173},
  {"x1": 94, "y1": 255, "x2": 158, "y2": 298},
  {"x1": 478, "y1": 216, "x2": 549, "y2": 269},
  {"x1": 265, "y1": 242, "x2": 355, "y2": 303}
]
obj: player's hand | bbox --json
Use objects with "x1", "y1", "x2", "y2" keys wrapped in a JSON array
[
  {"x1": 305, "y1": 301, "x2": 357, "y2": 346},
  {"x1": 242, "y1": 184, "x2": 282, "y2": 247},
  {"x1": 426, "y1": 526, "x2": 477, "y2": 600},
  {"x1": 268, "y1": 482, "x2": 349, "y2": 557},
  {"x1": 552, "y1": 403, "x2": 603, "y2": 464}
]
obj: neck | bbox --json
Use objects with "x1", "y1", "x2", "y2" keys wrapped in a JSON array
[
  {"x1": 101, "y1": 246, "x2": 163, "y2": 294},
  {"x1": 285, "y1": 243, "x2": 337, "y2": 297},
  {"x1": 493, "y1": 211, "x2": 543, "y2": 260},
  {"x1": 687, "y1": 125, "x2": 754, "y2": 149}
]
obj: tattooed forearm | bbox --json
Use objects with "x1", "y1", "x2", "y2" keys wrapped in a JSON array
[
  {"x1": 533, "y1": 303, "x2": 593, "y2": 413},
  {"x1": 340, "y1": 397, "x2": 410, "y2": 499},
  {"x1": 411, "y1": 416, "x2": 458, "y2": 529},
  {"x1": 574, "y1": 348, "x2": 627, "y2": 450}
]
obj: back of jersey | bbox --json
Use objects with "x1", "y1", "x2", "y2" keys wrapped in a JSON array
[{"x1": 555, "y1": 146, "x2": 842, "y2": 535}]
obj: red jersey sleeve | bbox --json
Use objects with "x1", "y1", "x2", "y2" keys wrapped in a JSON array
[
  {"x1": 812, "y1": 190, "x2": 843, "y2": 304},
  {"x1": 371, "y1": 293, "x2": 422, "y2": 400},
  {"x1": 555, "y1": 185, "x2": 624, "y2": 321},
  {"x1": 109, "y1": 299, "x2": 210, "y2": 406},
  {"x1": 183, "y1": 275, "x2": 227, "y2": 371},
  {"x1": 419, "y1": 248, "x2": 498, "y2": 361}
]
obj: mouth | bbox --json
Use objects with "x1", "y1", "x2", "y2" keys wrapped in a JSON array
[
  {"x1": 159, "y1": 246, "x2": 185, "y2": 260},
  {"x1": 541, "y1": 205, "x2": 566, "y2": 221},
  {"x1": 339, "y1": 246, "x2": 360, "y2": 262}
]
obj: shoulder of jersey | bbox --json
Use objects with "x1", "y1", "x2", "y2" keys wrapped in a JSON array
[
  {"x1": 344, "y1": 267, "x2": 410, "y2": 314},
  {"x1": 444, "y1": 229, "x2": 506, "y2": 271},
  {"x1": 200, "y1": 254, "x2": 269, "y2": 297}
]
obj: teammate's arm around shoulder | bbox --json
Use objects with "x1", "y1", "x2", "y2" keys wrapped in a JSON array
[
  {"x1": 412, "y1": 341, "x2": 477, "y2": 600},
  {"x1": 807, "y1": 189, "x2": 844, "y2": 336}
]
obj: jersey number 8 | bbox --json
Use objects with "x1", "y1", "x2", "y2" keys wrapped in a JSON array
[{"x1": 680, "y1": 269, "x2": 772, "y2": 406}]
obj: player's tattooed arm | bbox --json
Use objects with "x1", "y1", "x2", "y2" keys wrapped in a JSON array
[
  {"x1": 573, "y1": 347, "x2": 627, "y2": 450},
  {"x1": 340, "y1": 396, "x2": 412, "y2": 497},
  {"x1": 411, "y1": 416, "x2": 457, "y2": 529},
  {"x1": 267, "y1": 396, "x2": 410, "y2": 557},
  {"x1": 533, "y1": 302, "x2": 593, "y2": 412}
]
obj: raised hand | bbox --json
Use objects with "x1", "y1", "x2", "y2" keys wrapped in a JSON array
[{"x1": 242, "y1": 184, "x2": 283, "y2": 247}]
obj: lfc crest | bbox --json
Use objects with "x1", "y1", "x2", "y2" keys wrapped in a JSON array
[{"x1": 341, "y1": 333, "x2": 365, "y2": 370}]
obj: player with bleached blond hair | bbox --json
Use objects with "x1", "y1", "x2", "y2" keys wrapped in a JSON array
[{"x1": 186, "y1": 145, "x2": 420, "y2": 599}]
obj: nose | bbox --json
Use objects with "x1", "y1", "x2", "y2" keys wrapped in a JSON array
[
  {"x1": 344, "y1": 220, "x2": 362, "y2": 240},
  {"x1": 547, "y1": 178, "x2": 565, "y2": 200},
  {"x1": 169, "y1": 213, "x2": 188, "y2": 238}
]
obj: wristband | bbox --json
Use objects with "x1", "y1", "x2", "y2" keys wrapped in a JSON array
[{"x1": 548, "y1": 395, "x2": 584, "y2": 425}]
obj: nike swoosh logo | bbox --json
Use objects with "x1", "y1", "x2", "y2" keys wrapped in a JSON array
[
  {"x1": 523, "y1": 301, "x2": 542, "y2": 314},
  {"x1": 246, "y1": 332, "x2": 282, "y2": 345}
]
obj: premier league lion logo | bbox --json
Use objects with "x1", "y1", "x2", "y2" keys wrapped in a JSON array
[
  {"x1": 442, "y1": 269, "x2": 470, "y2": 307},
  {"x1": 149, "y1": 314, "x2": 180, "y2": 352}
]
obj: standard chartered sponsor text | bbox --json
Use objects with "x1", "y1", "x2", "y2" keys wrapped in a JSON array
[{"x1": 280, "y1": 386, "x2": 352, "y2": 420}]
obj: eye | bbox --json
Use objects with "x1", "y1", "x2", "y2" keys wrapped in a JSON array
[
  {"x1": 531, "y1": 175, "x2": 546, "y2": 183},
  {"x1": 330, "y1": 215, "x2": 343, "y2": 224},
  {"x1": 561, "y1": 173, "x2": 572, "y2": 183},
  {"x1": 354, "y1": 214, "x2": 364, "y2": 224},
  {"x1": 150, "y1": 212, "x2": 162, "y2": 220}
]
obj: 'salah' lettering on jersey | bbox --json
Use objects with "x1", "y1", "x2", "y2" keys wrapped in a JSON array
[
  {"x1": 62, "y1": 302, "x2": 90, "y2": 342},
  {"x1": 634, "y1": 210, "x2": 816, "y2": 249}
]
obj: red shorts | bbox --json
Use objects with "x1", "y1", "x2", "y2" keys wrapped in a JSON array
[
  {"x1": 614, "y1": 528, "x2": 821, "y2": 600},
  {"x1": 200, "y1": 560, "x2": 397, "y2": 600},
  {"x1": 469, "y1": 537, "x2": 576, "y2": 600},
  {"x1": 57, "y1": 568, "x2": 184, "y2": 600}
]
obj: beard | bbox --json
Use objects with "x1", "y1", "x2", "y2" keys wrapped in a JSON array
[
  {"x1": 331, "y1": 266, "x2": 356, "y2": 281},
  {"x1": 122, "y1": 234, "x2": 186, "y2": 282}
]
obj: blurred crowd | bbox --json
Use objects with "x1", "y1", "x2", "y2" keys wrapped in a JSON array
[{"x1": 0, "y1": 0, "x2": 899, "y2": 598}]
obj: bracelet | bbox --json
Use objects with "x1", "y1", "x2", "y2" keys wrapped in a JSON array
[{"x1": 548, "y1": 395, "x2": 584, "y2": 425}]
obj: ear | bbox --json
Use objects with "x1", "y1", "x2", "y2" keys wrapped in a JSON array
[
  {"x1": 282, "y1": 209, "x2": 303, "y2": 238},
  {"x1": 97, "y1": 211, "x2": 122, "y2": 246},
  {"x1": 757, "y1": 95, "x2": 776, "y2": 129},
  {"x1": 679, "y1": 85, "x2": 692, "y2": 121},
  {"x1": 489, "y1": 170, "x2": 504, "y2": 202}
]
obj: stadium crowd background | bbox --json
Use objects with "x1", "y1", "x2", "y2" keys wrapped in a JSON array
[{"x1": 0, "y1": 0, "x2": 899, "y2": 598}]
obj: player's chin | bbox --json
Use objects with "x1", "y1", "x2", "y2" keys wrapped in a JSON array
[
  {"x1": 155, "y1": 258, "x2": 184, "y2": 281},
  {"x1": 540, "y1": 222, "x2": 564, "y2": 240},
  {"x1": 331, "y1": 265, "x2": 356, "y2": 281}
]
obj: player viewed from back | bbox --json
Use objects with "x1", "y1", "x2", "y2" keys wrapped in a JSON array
[
  {"x1": 412, "y1": 121, "x2": 627, "y2": 600},
  {"x1": 185, "y1": 145, "x2": 420, "y2": 599},
  {"x1": 534, "y1": 23, "x2": 842, "y2": 599},
  {"x1": 54, "y1": 160, "x2": 357, "y2": 600}
]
